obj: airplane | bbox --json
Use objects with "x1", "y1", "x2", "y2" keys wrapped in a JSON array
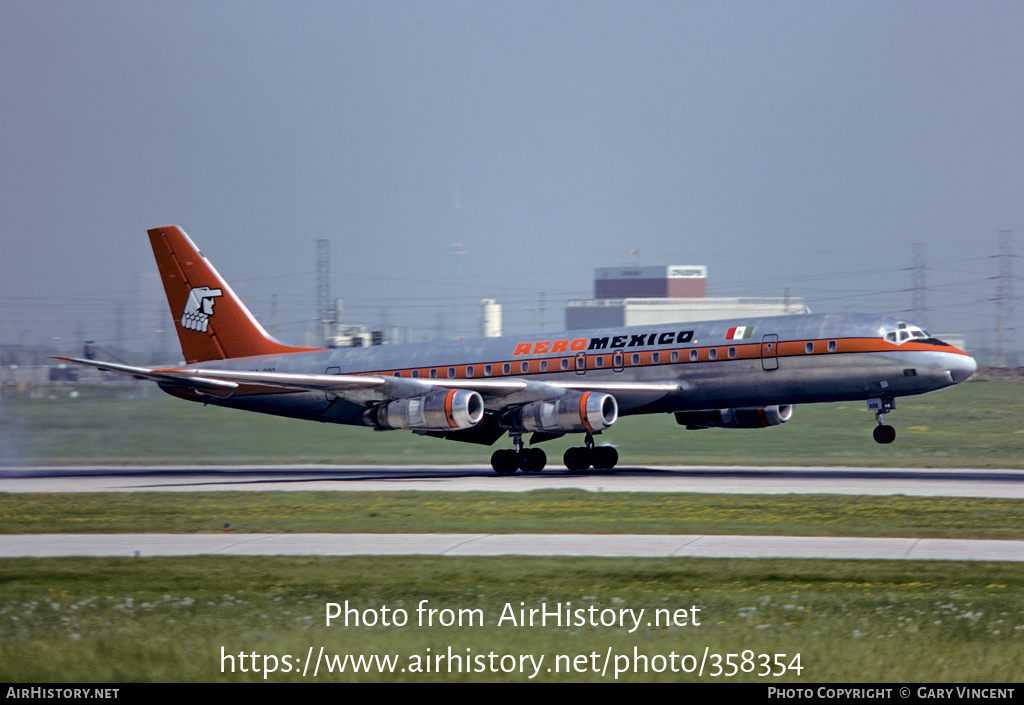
[{"x1": 57, "y1": 225, "x2": 978, "y2": 473}]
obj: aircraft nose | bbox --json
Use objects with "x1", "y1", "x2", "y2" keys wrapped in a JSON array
[{"x1": 945, "y1": 353, "x2": 977, "y2": 384}]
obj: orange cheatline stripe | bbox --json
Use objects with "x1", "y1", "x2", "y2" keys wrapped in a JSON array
[{"x1": 182, "y1": 337, "x2": 971, "y2": 396}]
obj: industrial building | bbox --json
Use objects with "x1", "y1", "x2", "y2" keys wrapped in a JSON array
[{"x1": 566, "y1": 265, "x2": 807, "y2": 330}]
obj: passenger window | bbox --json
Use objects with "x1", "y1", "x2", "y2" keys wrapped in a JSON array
[
  {"x1": 466, "y1": 366, "x2": 474, "y2": 377},
  {"x1": 521, "y1": 362, "x2": 529, "y2": 373},
  {"x1": 805, "y1": 342, "x2": 814, "y2": 353},
  {"x1": 447, "y1": 367, "x2": 456, "y2": 378},
  {"x1": 430, "y1": 369, "x2": 438, "y2": 379},
  {"x1": 652, "y1": 352, "x2": 660, "y2": 364},
  {"x1": 689, "y1": 349, "x2": 698, "y2": 361},
  {"x1": 828, "y1": 340, "x2": 837, "y2": 352},
  {"x1": 484, "y1": 364, "x2": 493, "y2": 376},
  {"x1": 540, "y1": 360, "x2": 548, "y2": 372},
  {"x1": 709, "y1": 349, "x2": 718, "y2": 360},
  {"x1": 502, "y1": 363, "x2": 511, "y2": 374},
  {"x1": 728, "y1": 347, "x2": 736, "y2": 359}
]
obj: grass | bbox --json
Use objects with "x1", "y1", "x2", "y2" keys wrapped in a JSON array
[
  {"x1": 2, "y1": 556, "x2": 1023, "y2": 682},
  {"x1": 2, "y1": 379, "x2": 1023, "y2": 468},
  {"x1": 2, "y1": 379, "x2": 1022, "y2": 682},
  {"x1": 2, "y1": 490, "x2": 1024, "y2": 539}
]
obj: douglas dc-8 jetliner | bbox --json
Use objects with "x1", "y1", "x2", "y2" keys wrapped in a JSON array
[{"x1": 59, "y1": 226, "x2": 978, "y2": 473}]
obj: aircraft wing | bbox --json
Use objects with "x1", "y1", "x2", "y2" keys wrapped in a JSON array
[
  {"x1": 56, "y1": 357, "x2": 682, "y2": 407},
  {"x1": 55, "y1": 357, "x2": 400, "y2": 401},
  {"x1": 175, "y1": 369, "x2": 682, "y2": 406},
  {"x1": 53, "y1": 357, "x2": 241, "y2": 393}
]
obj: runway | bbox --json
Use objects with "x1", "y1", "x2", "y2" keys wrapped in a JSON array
[
  {"x1": 3, "y1": 465, "x2": 1023, "y2": 562},
  {"x1": 3, "y1": 464, "x2": 1024, "y2": 497}
]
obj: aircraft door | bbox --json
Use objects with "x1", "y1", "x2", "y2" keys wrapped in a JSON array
[{"x1": 761, "y1": 334, "x2": 779, "y2": 371}]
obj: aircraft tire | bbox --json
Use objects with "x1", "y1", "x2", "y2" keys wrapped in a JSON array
[
  {"x1": 518, "y1": 447, "x2": 546, "y2": 472},
  {"x1": 491, "y1": 449, "x2": 519, "y2": 474},
  {"x1": 591, "y1": 446, "x2": 618, "y2": 469},
  {"x1": 872, "y1": 425, "x2": 896, "y2": 444},
  {"x1": 563, "y1": 447, "x2": 592, "y2": 472}
]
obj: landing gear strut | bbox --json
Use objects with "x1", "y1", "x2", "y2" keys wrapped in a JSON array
[
  {"x1": 563, "y1": 433, "x2": 618, "y2": 472},
  {"x1": 490, "y1": 432, "x2": 546, "y2": 474},
  {"x1": 868, "y1": 397, "x2": 897, "y2": 444}
]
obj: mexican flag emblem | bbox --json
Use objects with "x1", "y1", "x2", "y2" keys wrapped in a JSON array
[{"x1": 725, "y1": 326, "x2": 754, "y2": 340}]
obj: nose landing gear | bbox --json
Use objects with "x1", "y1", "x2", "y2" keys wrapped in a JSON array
[{"x1": 868, "y1": 397, "x2": 896, "y2": 444}]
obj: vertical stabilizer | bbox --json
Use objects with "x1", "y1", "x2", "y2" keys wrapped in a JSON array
[{"x1": 148, "y1": 225, "x2": 321, "y2": 362}]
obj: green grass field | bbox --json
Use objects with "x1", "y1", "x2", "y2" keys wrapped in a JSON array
[
  {"x1": 2, "y1": 556, "x2": 1023, "y2": 682},
  {"x1": 2, "y1": 378, "x2": 1022, "y2": 467},
  {"x1": 2, "y1": 491, "x2": 1024, "y2": 539},
  {"x1": 2, "y1": 379, "x2": 1023, "y2": 682}
]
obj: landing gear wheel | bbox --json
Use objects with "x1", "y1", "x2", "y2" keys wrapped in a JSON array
[
  {"x1": 563, "y1": 447, "x2": 593, "y2": 472},
  {"x1": 517, "y1": 447, "x2": 547, "y2": 472},
  {"x1": 591, "y1": 446, "x2": 618, "y2": 469},
  {"x1": 490, "y1": 448, "x2": 519, "y2": 474},
  {"x1": 872, "y1": 424, "x2": 896, "y2": 444}
]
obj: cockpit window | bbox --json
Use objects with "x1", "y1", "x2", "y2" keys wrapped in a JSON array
[{"x1": 884, "y1": 322, "x2": 946, "y2": 346}]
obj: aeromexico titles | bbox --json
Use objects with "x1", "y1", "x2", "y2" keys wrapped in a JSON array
[{"x1": 59, "y1": 226, "x2": 977, "y2": 474}]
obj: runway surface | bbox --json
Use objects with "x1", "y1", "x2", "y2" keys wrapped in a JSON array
[
  {"x1": 3, "y1": 465, "x2": 1023, "y2": 561},
  {"x1": 3, "y1": 464, "x2": 1024, "y2": 497}
]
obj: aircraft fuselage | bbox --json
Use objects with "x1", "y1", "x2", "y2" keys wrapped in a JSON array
[{"x1": 163, "y1": 311, "x2": 975, "y2": 427}]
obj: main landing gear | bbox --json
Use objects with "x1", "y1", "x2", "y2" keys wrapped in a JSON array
[
  {"x1": 490, "y1": 432, "x2": 546, "y2": 474},
  {"x1": 868, "y1": 397, "x2": 897, "y2": 444},
  {"x1": 563, "y1": 433, "x2": 618, "y2": 472},
  {"x1": 489, "y1": 432, "x2": 619, "y2": 474}
]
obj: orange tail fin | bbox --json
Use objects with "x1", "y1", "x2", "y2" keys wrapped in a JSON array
[{"x1": 148, "y1": 225, "x2": 322, "y2": 363}]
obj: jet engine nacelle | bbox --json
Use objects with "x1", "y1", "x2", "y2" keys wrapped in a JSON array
[
  {"x1": 499, "y1": 391, "x2": 618, "y2": 433},
  {"x1": 674, "y1": 405, "x2": 793, "y2": 430},
  {"x1": 371, "y1": 389, "x2": 484, "y2": 431}
]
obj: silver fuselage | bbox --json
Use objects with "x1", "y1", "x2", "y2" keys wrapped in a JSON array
[{"x1": 166, "y1": 312, "x2": 976, "y2": 427}]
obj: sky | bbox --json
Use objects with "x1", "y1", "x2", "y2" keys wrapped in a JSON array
[{"x1": 1, "y1": 1, "x2": 1022, "y2": 361}]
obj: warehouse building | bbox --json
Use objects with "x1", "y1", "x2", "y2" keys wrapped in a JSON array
[{"x1": 566, "y1": 265, "x2": 807, "y2": 330}]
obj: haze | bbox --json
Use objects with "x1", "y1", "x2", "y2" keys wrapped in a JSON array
[{"x1": 1, "y1": 2, "x2": 1021, "y2": 362}]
